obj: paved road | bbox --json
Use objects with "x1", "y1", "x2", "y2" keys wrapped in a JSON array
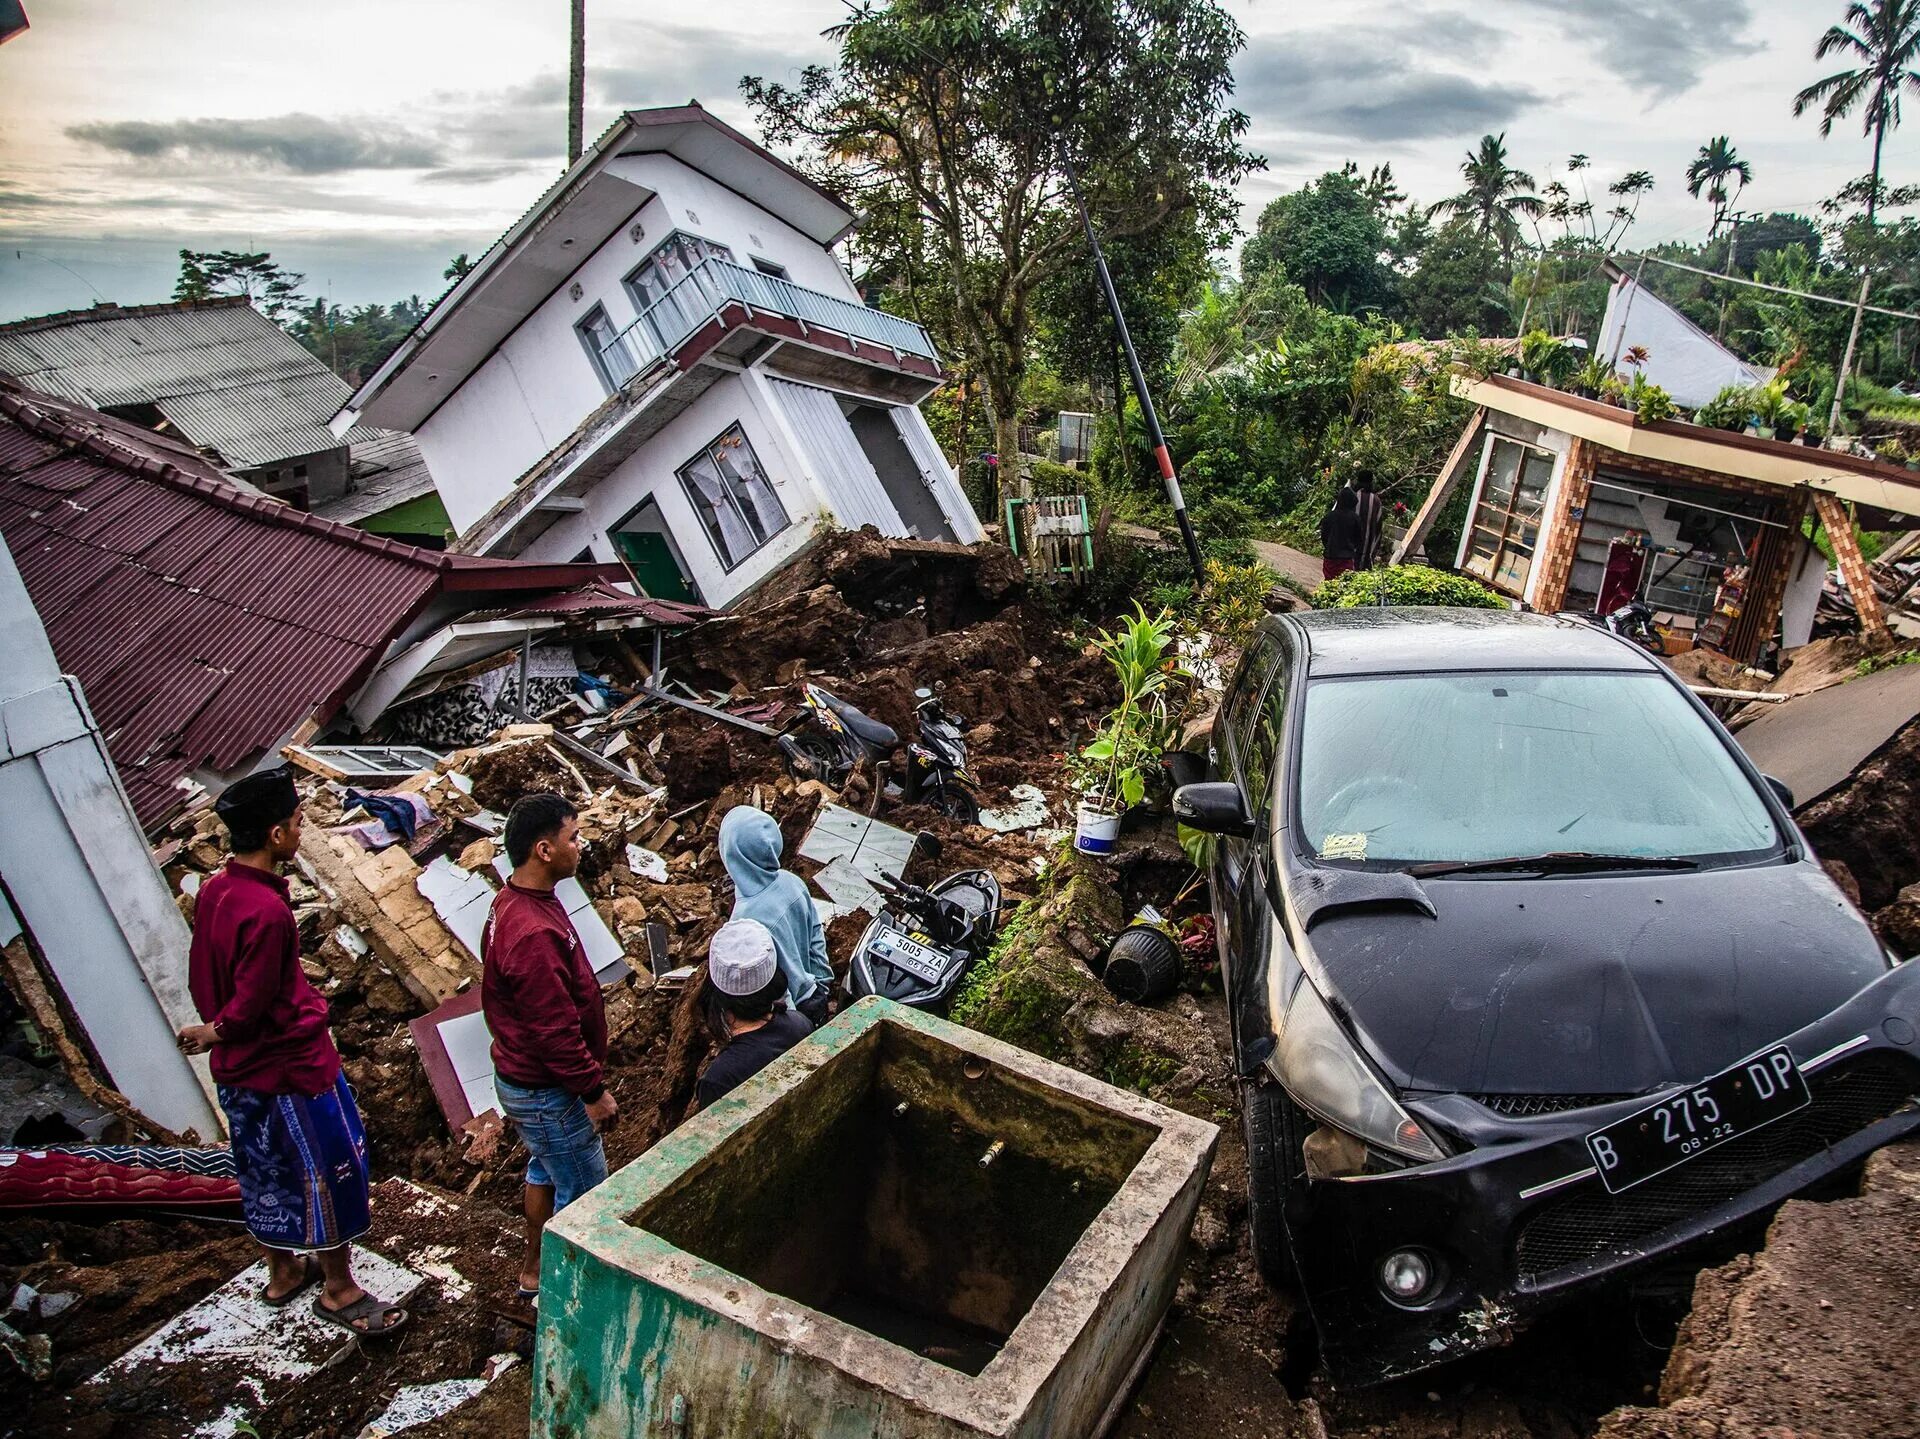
[
  {"x1": 1735, "y1": 660, "x2": 1920, "y2": 807},
  {"x1": 1250, "y1": 539, "x2": 1323, "y2": 593},
  {"x1": 1112, "y1": 523, "x2": 1322, "y2": 591}
]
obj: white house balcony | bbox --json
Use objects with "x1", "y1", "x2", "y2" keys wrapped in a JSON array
[{"x1": 589, "y1": 257, "x2": 942, "y2": 406}]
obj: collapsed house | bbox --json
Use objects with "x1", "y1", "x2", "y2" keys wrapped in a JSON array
[
  {"x1": 0, "y1": 375, "x2": 713, "y2": 1133},
  {"x1": 0, "y1": 295, "x2": 446, "y2": 543},
  {"x1": 331, "y1": 102, "x2": 982, "y2": 606},
  {"x1": 1398, "y1": 283, "x2": 1920, "y2": 662}
]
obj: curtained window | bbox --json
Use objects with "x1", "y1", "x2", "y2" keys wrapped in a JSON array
[
  {"x1": 677, "y1": 424, "x2": 788, "y2": 571},
  {"x1": 576, "y1": 304, "x2": 639, "y2": 392},
  {"x1": 626, "y1": 232, "x2": 735, "y2": 351}
]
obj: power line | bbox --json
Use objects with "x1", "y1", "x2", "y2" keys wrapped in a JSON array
[{"x1": 1613, "y1": 250, "x2": 1920, "y2": 322}]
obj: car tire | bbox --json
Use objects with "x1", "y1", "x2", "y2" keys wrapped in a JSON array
[{"x1": 1242, "y1": 1078, "x2": 1310, "y2": 1288}]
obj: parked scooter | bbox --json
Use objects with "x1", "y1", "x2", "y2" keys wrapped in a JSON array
[
  {"x1": 1600, "y1": 599, "x2": 1665, "y2": 653},
  {"x1": 776, "y1": 684, "x2": 899, "y2": 813},
  {"x1": 777, "y1": 683, "x2": 980, "y2": 820},
  {"x1": 901, "y1": 687, "x2": 980, "y2": 823},
  {"x1": 849, "y1": 868, "x2": 1003, "y2": 1013}
]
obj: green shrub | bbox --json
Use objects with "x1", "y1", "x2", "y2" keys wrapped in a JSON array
[{"x1": 1312, "y1": 564, "x2": 1506, "y2": 610}]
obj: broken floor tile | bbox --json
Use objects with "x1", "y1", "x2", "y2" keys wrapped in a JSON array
[
  {"x1": 979, "y1": 783, "x2": 1051, "y2": 833},
  {"x1": 83, "y1": 1245, "x2": 425, "y2": 1438},
  {"x1": 797, "y1": 803, "x2": 918, "y2": 885}
]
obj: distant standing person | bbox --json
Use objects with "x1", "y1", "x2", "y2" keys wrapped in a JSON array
[
  {"x1": 1352, "y1": 476, "x2": 1385, "y2": 570},
  {"x1": 482, "y1": 792, "x2": 617, "y2": 1305},
  {"x1": 719, "y1": 805, "x2": 833, "y2": 1028},
  {"x1": 177, "y1": 766, "x2": 408, "y2": 1339},
  {"x1": 694, "y1": 919, "x2": 814, "y2": 1109},
  {"x1": 1318, "y1": 486, "x2": 1362, "y2": 580}
]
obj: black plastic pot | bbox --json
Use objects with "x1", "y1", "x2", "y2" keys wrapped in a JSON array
[{"x1": 1102, "y1": 924, "x2": 1183, "y2": 1005}]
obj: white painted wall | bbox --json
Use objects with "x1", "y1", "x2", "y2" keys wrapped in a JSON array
[
  {"x1": 0, "y1": 536, "x2": 224, "y2": 1139},
  {"x1": 527, "y1": 370, "x2": 832, "y2": 608},
  {"x1": 416, "y1": 155, "x2": 871, "y2": 532},
  {"x1": 1597, "y1": 277, "x2": 1766, "y2": 409}
]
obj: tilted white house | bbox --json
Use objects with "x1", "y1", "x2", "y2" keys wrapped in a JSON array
[{"x1": 332, "y1": 104, "x2": 980, "y2": 607}]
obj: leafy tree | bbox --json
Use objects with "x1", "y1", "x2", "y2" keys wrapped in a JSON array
[
  {"x1": 286, "y1": 297, "x2": 428, "y2": 384},
  {"x1": 173, "y1": 249, "x2": 306, "y2": 321},
  {"x1": 1426, "y1": 133, "x2": 1542, "y2": 263},
  {"x1": 1400, "y1": 218, "x2": 1507, "y2": 337},
  {"x1": 444, "y1": 253, "x2": 475, "y2": 282},
  {"x1": 1241, "y1": 170, "x2": 1391, "y2": 312},
  {"x1": 744, "y1": 0, "x2": 1257, "y2": 502},
  {"x1": 1795, "y1": 0, "x2": 1920, "y2": 228},
  {"x1": 1685, "y1": 136, "x2": 1752, "y2": 234},
  {"x1": 1795, "y1": 0, "x2": 1920, "y2": 427}
]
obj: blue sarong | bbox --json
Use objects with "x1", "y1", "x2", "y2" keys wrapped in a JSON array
[{"x1": 217, "y1": 1074, "x2": 370, "y2": 1251}]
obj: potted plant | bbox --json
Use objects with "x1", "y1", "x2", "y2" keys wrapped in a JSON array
[
  {"x1": 1696, "y1": 384, "x2": 1752, "y2": 432},
  {"x1": 1518, "y1": 330, "x2": 1573, "y2": 387},
  {"x1": 1801, "y1": 418, "x2": 1825, "y2": 447},
  {"x1": 1599, "y1": 373, "x2": 1630, "y2": 409},
  {"x1": 1071, "y1": 605, "x2": 1184, "y2": 855},
  {"x1": 1627, "y1": 372, "x2": 1675, "y2": 425},
  {"x1": 1570, "y1": 354, "x2": 1613, "y2": 399},
  {"x1": 1748, "y1": 379, "x2": 1791, "y2": 440},
  {"x1": 1878, "y1": 436, "x2": 1908, "y2": 468}
]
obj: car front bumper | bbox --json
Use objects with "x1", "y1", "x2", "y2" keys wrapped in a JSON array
[{"x1": 1285, "y1": 960, "x2": 1920, "y2": 1386}]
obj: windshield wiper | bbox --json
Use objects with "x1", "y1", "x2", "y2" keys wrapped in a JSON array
[{"x1": 1407, "y1": 851, "x2": 1702, "y2": 879}]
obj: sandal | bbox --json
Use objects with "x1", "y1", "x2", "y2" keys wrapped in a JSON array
[
  {"x1": 261, "y1": 1256, "x2": 321, "y2": 1307},
  {"x1": 310, "y1": 1291, "x2": 409, "y2": 1339}
]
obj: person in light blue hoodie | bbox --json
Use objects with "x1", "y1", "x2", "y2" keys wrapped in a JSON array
[{"x1": 718, "y1": 805, "x2": 833, "y2": 1028}]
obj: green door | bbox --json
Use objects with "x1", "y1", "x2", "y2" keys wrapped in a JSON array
[{"x1": 612, "y1": 529, "x2": 698, "y2": 602}]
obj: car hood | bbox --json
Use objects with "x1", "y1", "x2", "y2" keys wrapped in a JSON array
[{"x1": 1297, "y1": 860, "x2": 1888, "y2": 1096}]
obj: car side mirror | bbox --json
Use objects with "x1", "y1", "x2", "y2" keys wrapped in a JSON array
[
  {"x1": 1161, "y1": 750, "x2": 1208, "y2": 790},
  {"x1": 1763, "y1": 774, "x2": 1795, "y2": 810},
  {"x1": 1172, "y1": 782, "x2": 1256, "y2": 838}
]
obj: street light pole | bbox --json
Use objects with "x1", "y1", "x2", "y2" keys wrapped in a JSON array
[{"x1": 1061, "y1": 156, "x2": 1206, "y2": 591}]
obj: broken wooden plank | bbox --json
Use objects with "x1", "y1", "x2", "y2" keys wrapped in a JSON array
[{"x1": 298, "y1": 831, "x2": 473, "y2": 1009}]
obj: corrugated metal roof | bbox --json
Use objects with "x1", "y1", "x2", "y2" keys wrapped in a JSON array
[
  {"x1": 0, "y1": 298, "x2": 352, "y2": 469},
  {"x1": 0, "y1": 378, "x2": 621, "y2": 830}
]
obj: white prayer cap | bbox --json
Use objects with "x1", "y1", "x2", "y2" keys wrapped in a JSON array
[{"x1": 708, "y1": 918, "x2": 779, "y2": 997}]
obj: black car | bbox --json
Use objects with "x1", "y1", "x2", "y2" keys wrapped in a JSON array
[{"x1": 1174, "y1": 607, "x2": 1920, "y2": 1385}]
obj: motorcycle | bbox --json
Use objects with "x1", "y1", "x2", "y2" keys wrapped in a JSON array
[
  {"x1": 849, "y1": 868, "x2": 1004, "y2": 1014},
  {"x1": 776, "y1": 683, "x2": 900, "y2": 814},
  {"x1": 1599, "y1": 599, "x2": 1665, "y2": 653},
  {"x1": 900, "y1": 687, "x2": 980, "y2": 823},
  {"x1": 777, "y1": 683, "x2": 980, "y2": 821}
]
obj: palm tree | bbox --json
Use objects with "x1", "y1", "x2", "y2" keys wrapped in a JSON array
[
  {"x1": 1684, "y1": 137, "x2": 1752, "y2": 234},
  {"x1": 1793, "y1": 0, "x2": 1920, "y2": 430},
  {"x1": 1427, "y1": 133, "x2": 1543, "y2": 264}
]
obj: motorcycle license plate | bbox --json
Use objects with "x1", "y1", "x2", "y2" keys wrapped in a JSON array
[
  {"x1": 1585, "y1": 1045, "x2": 1809, "y2": 1194},
  {"x1": 871, "y1": 926, "x2": 948, "y2": 985}
]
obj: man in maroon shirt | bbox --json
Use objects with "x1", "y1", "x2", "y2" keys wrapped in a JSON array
[
  {"x1": 176, "y1": 766, "x2": 407, "y2": 1337},
  {"x1": 483, "y1": 792, "x2": 617, "y2": 1302}
]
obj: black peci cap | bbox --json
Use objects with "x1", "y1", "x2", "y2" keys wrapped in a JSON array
[{"x1": 213, "y1": 764, "x2": 300, "y2": 831}]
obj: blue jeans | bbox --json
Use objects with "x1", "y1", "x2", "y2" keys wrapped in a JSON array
[{"x1": 495, "y1": 1075, "x2": 609, "y2": 1209}]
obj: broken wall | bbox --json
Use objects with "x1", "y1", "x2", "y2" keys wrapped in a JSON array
[{"x1": 0, "y1": 535, "x2": 222, "y2": 1140}]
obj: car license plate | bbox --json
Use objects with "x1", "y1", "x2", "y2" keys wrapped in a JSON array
[
  {"x1": 1586, "y1": 1045, "x2": 1809, "y2": 1194},
  {"x1": 871, "y1": 926, "x2": 948, "y2": 985}
]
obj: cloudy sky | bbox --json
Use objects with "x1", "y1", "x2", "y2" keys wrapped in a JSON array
[{"x1": 0, "y1": 0, "x2": 1907, "y2": 321}]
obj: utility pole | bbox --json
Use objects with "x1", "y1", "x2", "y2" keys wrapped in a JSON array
[
  {"x1": 567, "y1": 0, "x2": 586, "y2": 166},
  {"x1": 1716, "y1": 210, "x2": 1754, "y2": 344},
  {"x1": 1061, "y1": 155, "x2": 1206, "y2": 591}
]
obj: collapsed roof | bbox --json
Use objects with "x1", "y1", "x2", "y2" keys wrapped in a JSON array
[{"x1": 0, "y1": 377, "x2": 643, "y2": 829}]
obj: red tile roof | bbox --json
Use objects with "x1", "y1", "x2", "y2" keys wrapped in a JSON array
[{"x1": 0, "y1": 378, "x2": 624, "y2": 829}]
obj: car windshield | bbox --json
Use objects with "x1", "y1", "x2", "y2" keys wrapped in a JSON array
[{"x1": 1296, "y1": 669, "x2": 1780, "y2": 867}]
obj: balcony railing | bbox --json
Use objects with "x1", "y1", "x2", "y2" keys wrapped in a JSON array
[{"x1": 596, "y1": 258, "x2": 939, "y2": 382}]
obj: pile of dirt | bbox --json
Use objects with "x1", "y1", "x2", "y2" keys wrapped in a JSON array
[
  {"x1": 1797, "y1": 717, "x2": 1920, "y2": 943},
  {"x1": 1594, "y1": 1141, "x2": 1920, "y2": 1439}
]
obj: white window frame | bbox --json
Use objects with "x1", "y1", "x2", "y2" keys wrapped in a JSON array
[{"x1": 675, "y1": 423, "x2": 790, "y2": 573}]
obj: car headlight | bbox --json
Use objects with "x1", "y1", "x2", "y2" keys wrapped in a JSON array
[{"x1": 1272, "y1": 976, "x2": 1447, "y2": 1164}]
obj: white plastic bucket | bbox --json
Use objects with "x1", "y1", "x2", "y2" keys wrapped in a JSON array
[{"x1": 1074, "y1": 802, "x2": 1122, "y2": 855}]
